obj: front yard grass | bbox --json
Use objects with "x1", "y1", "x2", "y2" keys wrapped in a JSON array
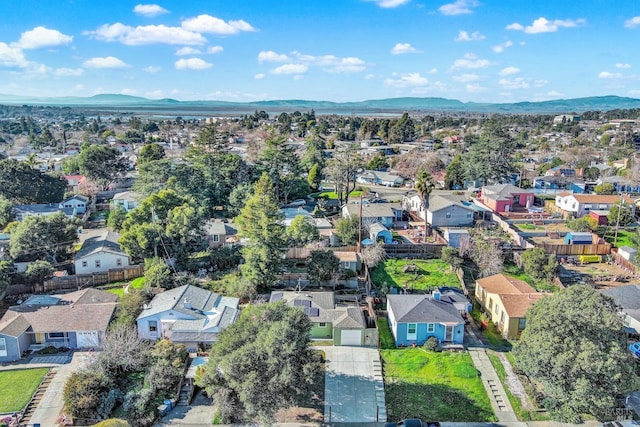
[
  {"x1": 601, "y1": 227, "x2": 636, "y2": 249},
  {"x1": 0, "y1": 368, "x2": 49, "y2": 413},
  {"x1": 381, "y1": 349, "x2": 495, "y2": 422},
  {"x1": 371, "y1": 259, "x2": 460, "y2": 292},
  {"x1": 98, "y1": 277, "x2": 146, "y2": 298}
]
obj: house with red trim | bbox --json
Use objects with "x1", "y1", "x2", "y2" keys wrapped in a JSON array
[{"x1": 480, "y1": 184, "x2": 535, "y2": 214}]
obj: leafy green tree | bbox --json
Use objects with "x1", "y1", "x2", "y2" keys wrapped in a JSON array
[
  {"x1": 24, "y1": 260, "x2": 54, "y2": 285},
  {"x1": 336, "y1": 215, "x2": 360, "y2": 246},
  {"x1": 0, "y1": 195, "x2": 12, "y2": 229},
  {"x1": 307, "y1": 250, "x2": 340, "y2": 284},
  {"x1": 235, "y1": 173, "x2": 286, "y2": 289},
  {"x1": 415, "y1": 170, "x2": 435, "y2": 239},
  {"x1": 566, "y1": 216, "x2": 598, "y2": 232},
  {"x1": 197, "y1": 302, "x2": 323, "y2": 423},
  {"x1": 608, "y1": 203, "x2": 635, "y2": 227},
  {"x1": 257, "y1": 135, "x2": 303, "y2": 204},
  {"x1": 462, "y1": 125, "x2": 515, "y2": 184},
  {"x1": 227, "y1": 182, "x2": 254, "y2": 217},
  {"x1": 307, "y1": 162, "x2": 322, "y2": 191},
  {"x1": 78, "y1": 144, "x2": 128, "y2": 190},
  {"x1": 286, "y1": 215, "x2": 320, "y2": 246},
  {"x1": 132, "y1": 158, "x2": 174, "y2": 195},
  {"x1": 367, "y1": 152, "x2": 388, "y2": 170},
  {"x1": 440, "y1": 246, "x2": 463, "y2": 270},
  {"x1": 9, "y1": 212, "x2": 80, "y2": 262},
  {"x1": 520, "y1": 247, "x2": 557, "y2": 282},
  {"x1": 513, "y1": 286, "x2": 638, "y2": 422},
  {"x1": 0, "y1": 261, "x2": 13, "y2": 289},
  {"x1": 0, "y1": 158, "x2": 66, "y2": 203},
  {"x1": 594, "y1": 182, "x2": 615, "y2": 195},
  {"x1": 107, "y1": 205, "x2": 127, "y2": 231},
  {"x1": 138, "y1": 143, "x2": 165, "y2": 164},
  {"x1": 63, "y1": 369, "x2": 115, "y2": 421},
  {"x1": 144, "y1": 257, "x2": 173, "y2": 289},
  {"x1": 444, "y1": 154, "x2": 465, "y2": 190}
]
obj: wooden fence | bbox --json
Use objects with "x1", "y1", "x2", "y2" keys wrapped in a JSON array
[
  {"x1": 541, "y1": 243, "x2": 611, "y2": 256},
  {"x1": 40, "y1": 264, "x2": 144, "y2": 293},
  {"x1": 382, "y1": 243, "x2": 446, "y2": 258},
  {"x1": 285, "y1": 246, "x2": 358, "y2": 259},
  {"x1": 610, "y1": 249, "x2": 639, "y2": 276}
]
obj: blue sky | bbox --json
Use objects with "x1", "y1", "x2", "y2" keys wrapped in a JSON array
[{"x1": 0, "y1": 0, "x2": 639, "y2": 103}]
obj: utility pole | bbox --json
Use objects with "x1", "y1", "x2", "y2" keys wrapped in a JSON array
[
  {"x1": 357, "y1": 193, "x2": 363, "y2": 253},
  {"x1": 614, "y1": 195, "x2": 624, "y2": 247}
]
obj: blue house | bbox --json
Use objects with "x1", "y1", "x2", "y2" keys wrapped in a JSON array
[{"x1": 386, "y1": 294, "x2": 465, "y2": 347}]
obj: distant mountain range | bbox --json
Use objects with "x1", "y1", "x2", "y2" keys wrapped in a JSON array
[{"x1": 1, "y1": 93, "x2": 640, "y2": 115}]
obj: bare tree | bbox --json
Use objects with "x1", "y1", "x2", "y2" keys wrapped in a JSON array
[
  {"x1": 362, "y1": 242, "x2": 387, "y2": 269},
  {"x1": 96, "y1": 324, "x2": 152, "y2": 374},
  {"x1": 326, "y1": 144, "x2": 363, "y2": 205}
]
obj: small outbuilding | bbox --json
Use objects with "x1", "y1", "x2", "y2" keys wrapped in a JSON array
[
  {"x1": 589, "y1": 210, "x2": 609, "y2": 226},
  {"x1": 564, "y1": 231, "x2": 593, "y2": 245},
  {"x1": 369, "y1": 223, "x2": 393, "y2": 244},
  {"x1": 618, "y1": 246, "x2": 638, "y2": 261}
]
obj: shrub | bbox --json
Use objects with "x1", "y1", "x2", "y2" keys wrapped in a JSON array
[{"x1": 423, "y1": 336, "x2": 441, "y2": 352}]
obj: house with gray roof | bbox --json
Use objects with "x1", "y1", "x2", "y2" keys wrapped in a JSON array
[
  {"x1": 136, "y1": 284, "x2": 239, "y2": 350},
  {"x1": 404, "y1": 192, "x2": 491, "y2": 228},
  {"x1": 74, "y1": 231, "x2": 130, "y2": 275},
  {"x1": 269, "y1": 291, "x2": 370, "y2": 346},
  {"x1": 112, "y1": 190, "x2": 145, "y2": 212},
  {"x1": 0, "y1": 288, "x2": 118, "y2": 362},
  {"x1": 602, "y1": 284, "x2": 640, "y2": 335},
  {"x1": 13, "y1": 204, "x2": 76, "y2": 221},
  {"x1": 342, "y1": 202, "x2": 402, "y2": 228},
  {"x1": 387, "y1": 293, "x2": 465, "y2": 347},
  {"x1": 356, "y1": 170, "x2": 405, "y2": 187}
]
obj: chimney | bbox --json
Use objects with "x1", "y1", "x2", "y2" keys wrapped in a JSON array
[
  {"x1": 183, "y1": 298, "x2": 192, "y2": 309},
  {"x1": 433, "y1": 289, "x2": 441, "y2": 301}
]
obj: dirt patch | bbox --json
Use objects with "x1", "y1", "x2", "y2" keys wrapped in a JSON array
[
  {"x1": 275, "y1": 406, "x2": 324, "y2": 423},
  {"x1": 558, "y1": 262, "x2": 637, "y2": 290}
]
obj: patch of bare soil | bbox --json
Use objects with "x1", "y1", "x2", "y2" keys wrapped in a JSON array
[{"x1": 558, "y1": 262, "x2": 637, "y2": 290}]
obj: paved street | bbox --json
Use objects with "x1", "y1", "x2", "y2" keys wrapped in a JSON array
[{"x1": 322, "y1": 346, "x2": 386, "y2": 423}]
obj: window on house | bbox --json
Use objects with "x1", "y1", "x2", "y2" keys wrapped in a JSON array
[
  {"x1": 466, "y1": 213, "x2": 472, "y2": 218},
  {"x1": 81, "y1": 261, "x2": 88, "y2": 268},
  {"x1": 500, "y1": 312, "x2": 505, "y2": 323},
  {"x1": 519, "y1": 318, "x2": 526, "y2": 330},
  {"x1": 95, "y1": 260, "x2": 101, "y2": 268},
  {"x1": 446, "y1": 212, "x2": 451, "y2": 218},
  {"x1": 494, "y1": 305, "x2": 499, "y2": 315},
  {"x1": 116, "y1": 258, "x2": 122, "y2": 267},
  {"x1": 0, "y1": 338, "x2": 6, "y2": 357},
  {"x1": 407, "y1": 323, "x2": 417, "y2": 339},
  {"x1": 213, "y1": 234, "x2": 220, "y2": 242},
  {"x1": 319, "y1": 322, "x2": 327, "y2": 327},
  {"x1": 149, "y1": 321, "x2": 158, "y2": 333},
  {"x1": 344, "y1": 262, "x2": 350, "y2": 269},
  {"x1": 488, "y1": 299, "x2": 493, "y2": 310},
  {"x1": 426, "y1": 323, "x2": 435, "y2": 333},
  {"x1": 48, "y1": 332, "x2": 65, "y2": 339}
]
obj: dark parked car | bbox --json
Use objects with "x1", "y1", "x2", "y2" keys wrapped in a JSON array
[{"x1": 385, "y1": 420, "x2": 427, "y2": 427}]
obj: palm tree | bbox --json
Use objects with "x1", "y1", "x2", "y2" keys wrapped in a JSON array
[{"x1": 415, "y1": 170, "x2": 434, "y2": 242}]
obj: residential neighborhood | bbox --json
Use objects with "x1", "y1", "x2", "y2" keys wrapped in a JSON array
[{"x1": 1, "y1": 102, "x2": 640, "y2": 427}]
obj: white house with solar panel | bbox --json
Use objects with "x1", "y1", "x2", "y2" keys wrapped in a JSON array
[
  {"x1": 270, "y1": 291, "x2": 376, "y2": 346},
  {"x1": 136, "y1": 284, "x2": 239, "y2": 351}
]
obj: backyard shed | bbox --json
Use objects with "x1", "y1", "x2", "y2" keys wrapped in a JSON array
[
  {"x1": 564, "y1": 231, "x2": 593, "y2": 245},
  {"x1": 369, "y1": 223, "x2": 393, "y2": 244},
  {"x1": 589, "y1": 210, "x2": 609, "y2": 226},
  {"x1": 618, "y1": 246, "x2": 638, "y2": 261}
]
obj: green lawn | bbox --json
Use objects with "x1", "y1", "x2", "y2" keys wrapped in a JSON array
[
  {"x1": 371, "y1": 259, "x2": 460, "y2": 292},
  {"x1": 381, "y1": 349, "x2": 496, "y2": 422},
  {"x1": 99, "y1": 277, "x2": 146, "y2": 298},
  {"x1": 316, "y1": 190, "x2": 363, "y2": 200},
  {"x1": 470, "y1": 306, "x2": 512, "y2": 349},
  {"x1": 377, "y1": 317, "x2": 396, "y2": 349},
  {"x1": 601, "y1": 228, "x2": 636, "y2": 249},
  {"x1": 0, "y1": 368, "x2": 49, "y2": 413}
]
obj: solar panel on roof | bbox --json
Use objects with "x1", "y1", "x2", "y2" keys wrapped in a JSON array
[
  {"x1": 294, "y1": 299, "x2": 311, "y2": 307},
  {"x1": 305, "y1": 307, "x2": 320, "y2": 317}
]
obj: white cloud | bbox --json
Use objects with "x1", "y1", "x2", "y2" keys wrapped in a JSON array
[
  {"x1": 616, "y1": 63, "x2": 631, "y2": 69},
  {"x1": 492, "y1": 40, "x2": 513, "y2": 53},
  {"x1": 364, "y1": 73, "x2": 376, "y2": 79},
  {"x1": 181, "y1": 14, "x2": 255, "y2": 35},
  {"x1": 429, "y1": 68, "x2": 438, "y2": 74},
  {"x1": 546, "y1": 90, "x2": 563, "y2": 98},
  {"x1": 366, "y1": 0, "x2": 410, "y2": 8},
  {"x1": 384, "y1": 72, "x2": 428, "y2": 87},
  {"x1": 506, "y1": 17, "x2": 585, "y2": 34},
  {"x1": 83, "y1": 56, "x2": 129, "y2": 68},
  {"x1": 143, "y1": 65, "x2": 161, "y2": 73},
  {"x1": 271, "y1": 64, "x2": 308, "y2": 75},
  {"x1": 391, "y1": 43, "x2": 417, "y2": 54},
  {"x1": 207, "y1": 45, "x2": 223, "y2": 54},
  {"x1": 499, "y1": 77, "x2": 530, "y2": 89},
  {"x1": 465, "y1": 83, "x2": 487, "y2": 93},
  {"x1": 0, "y1": 42, "x2": 28, "y2": 67},
  {"x1": 439, "y1": 0, "x2": 479, "y2": 16},
  {"x1": 176, "y1": 47, "x2": 201, "y2": 56},
  {"x1": 628, "y1": 89, "x2": 640, "y2": 96},
  {"x1": 175, "y1": 57, "x2": 213, "y2": 70},
  {"x1": 598, "y1": 71, "x2": 622, "y2": 79},
  {"x1": 254, "y1": 73, "x2": 265, "y2": 80},
  {"x1": 625, "y1": 16, "x2": 640, "y2": 28},
  {"x1": 450, "y1": 53, "x2": 491, "y2": 70},
  {"x1": 87, "y1": 23, "x2": 206, "y2": 45},
  {"x1": 454, "y1": 30, "x2": 485, "y2": 42},
  {"x1": 54, "y1": 67, "x2": 83, "y2": 77},
  {"x1": 258, "y1": 50, "x2": 289, "y2": 62},
  {"x1": 452, "y1": 73, "x2": 480, "y2": 83},
  {"x1": 15, "y1": 26, "x2": 73, "y2": 49},
  {"x1": 499, "y1": 66, "x2": 520, "y2": 76},
  {"x1": 133, "y1": 4, "x2": 169, "y2": 17}
]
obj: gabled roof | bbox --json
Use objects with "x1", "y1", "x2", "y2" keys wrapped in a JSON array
[
  {"x1": 602, "y1": 284, "x2": 640, "y2": 310},
  {"x1": 113, "y1": 190, "x2": 145, "y2": 202},
  {"x1": 568, "y1": 194, "x2": 634, "y2": 204},
  {"x1": 137, "y1": 284, "x2": 239, "y2": 320},
  {"x1": 343, "y1": 202, "x2": 400, "y2": 219},
  {"x1": 63, "y1": 195, "x2": 89, "y2": 203},
  {"x1": 359, "y1": 170, "x2": 404, "y2": 183},
  {"x1": 13, "y1": 204, "x2": 75, "y2": 216},
  {"x1": 75, "y1": 231, "x2": 127, "y2": 260},
  {"x1": 498, "y1": 293, "x2": 547, "y2": 318},
  {"x1": 428, "y1": 194, "x2": 477, "y2": 213},
  {"x1": 482, "y1": 184, "x2": 533, "y2": 200},
  {"x1": 0, "y1": 288, "x2": 117, "y2": 334},
  {"x1": 333, "y1": 306, "x2": 366, "y2": 329},
  {"x1": 334, "y1": 251, "x2": 359, "y2": 262},
  {"x1": 476, "y1": 273, "x2": 536, "y2": 295},
  {"x1": 386, "y1": 294, "x2": 463, "y2": 324},
  {"x1": 271, "y1": 291, "x2": 335, "y2": 323},
  {"x1": 0, "y1": 314, "x2": 31, "y2": 337}
]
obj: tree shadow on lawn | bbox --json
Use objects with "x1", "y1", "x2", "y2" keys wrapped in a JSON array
[{"x1": 385, "y1": 381, "x2": 496, "y2": 422}]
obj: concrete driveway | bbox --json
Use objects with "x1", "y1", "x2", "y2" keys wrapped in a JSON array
[{"x1": 322, "y1": 346, "x2": 386, "y2": 423}]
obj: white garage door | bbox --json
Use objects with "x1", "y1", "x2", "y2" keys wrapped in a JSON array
[
  {"x1": 340, "y1": 330, "x2": 362, "y2": 346},
  {"x1": 77, "y1": 331, "x2": 100, "y2": 348}
]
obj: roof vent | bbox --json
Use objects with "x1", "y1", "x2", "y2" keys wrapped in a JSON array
[{"x1": 184, "y1": 298, "x2": 192, "y2": 309}]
